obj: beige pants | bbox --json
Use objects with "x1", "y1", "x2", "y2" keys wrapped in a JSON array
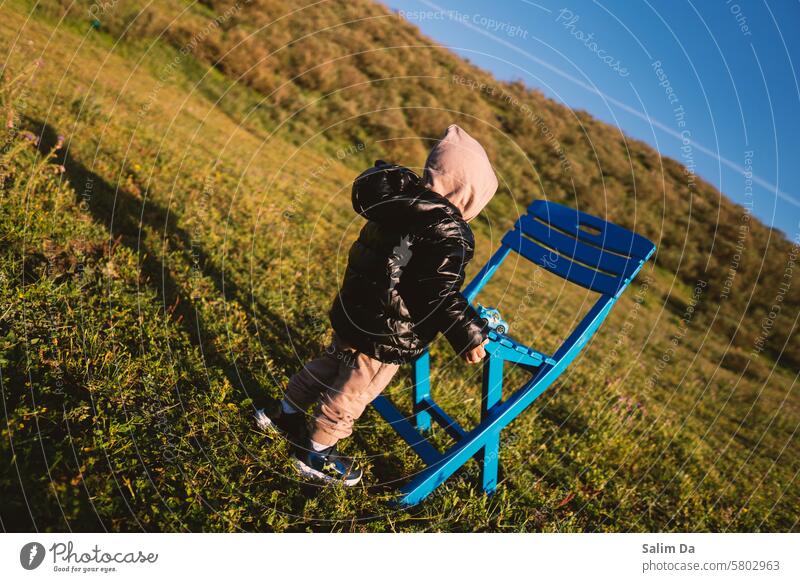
[{"x1": 284, "y1": 336, "x2": 400, "y2": 446}]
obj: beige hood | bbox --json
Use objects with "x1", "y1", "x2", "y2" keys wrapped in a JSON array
[{"x1": 423, "y1": 124, "x2": 499, "y2": 222}]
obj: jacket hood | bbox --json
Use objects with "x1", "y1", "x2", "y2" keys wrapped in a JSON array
[
  {"x1": 422, "y1": 124, "x2": 498, "y2": 222},
  {"x1": 352, "y1": 160, "x2": 446, "y2": 223}
]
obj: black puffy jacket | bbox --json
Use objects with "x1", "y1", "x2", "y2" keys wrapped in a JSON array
[{"x1": 329, "y1": 161, "x2": 487, "y2": 364}]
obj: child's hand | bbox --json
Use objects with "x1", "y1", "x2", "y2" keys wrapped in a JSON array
[{"x1": 463, "y1": 339, "x2": 489, "y2": 364}]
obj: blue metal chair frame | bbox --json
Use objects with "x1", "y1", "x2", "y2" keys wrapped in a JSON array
[{"x1": 372, "y1": 200, "x2": 656, "y2": 506}]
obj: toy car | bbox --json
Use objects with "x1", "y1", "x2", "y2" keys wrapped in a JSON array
[{"x1": 476, "y1": 304, "x2": 509, "y2": 335}]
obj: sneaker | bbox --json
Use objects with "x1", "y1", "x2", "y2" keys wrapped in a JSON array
[
  {"x1": 292, "y1": 444, "x2": 363, "y2": 487},
  {"x1": 254, "y1": 406, "x2": 307, "y2": 445}
]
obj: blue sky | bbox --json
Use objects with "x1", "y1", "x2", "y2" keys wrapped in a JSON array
[{"x1": 382, "y1": 0, "x2": 800, "y2": 238}]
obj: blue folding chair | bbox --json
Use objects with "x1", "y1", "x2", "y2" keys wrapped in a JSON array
[{"x1": 372, "y1": 200, "x2": 656, "y2": 506}]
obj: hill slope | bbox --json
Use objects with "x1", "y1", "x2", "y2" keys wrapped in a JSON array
[
  {"x1": 55, "y1": 0, "x2": 797, "y2": 366},
  {"x1": 1, "y1": 0, "x2": 797, "y2": 531}
]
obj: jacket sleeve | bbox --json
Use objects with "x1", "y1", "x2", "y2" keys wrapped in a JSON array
[{"x1": 410, "y1": 233, "x2": 487, "y2": 354}]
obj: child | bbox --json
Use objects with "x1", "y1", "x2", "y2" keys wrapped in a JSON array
[{"x1": 257, "y1": 125, "x2": 498, "y2": 485}]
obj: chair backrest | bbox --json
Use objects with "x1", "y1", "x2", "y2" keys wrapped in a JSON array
[{"x1": 501, "y1": 200, "x2": 656, "y2": 297}]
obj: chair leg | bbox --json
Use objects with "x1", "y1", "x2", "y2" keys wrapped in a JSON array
[
  {"x1": 397, "y1": 416, "x2": 503, "y2": 505},
  {"x1": 481, "y1": 353, "x2": 503, "y2": 494},
  {"x1": 482, "y1": 353, "x2": 504, "y2": 417},
  {"x1": 413, "y1": 351, "x2": 431, "y2": 432},
  {"x1": 481, "y1": 429, "x2": 500, "y2": 493}
]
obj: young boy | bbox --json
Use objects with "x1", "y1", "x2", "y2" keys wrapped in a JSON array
[{"x1": 257, "y1": 125, "x2": 498, "y2": 485}]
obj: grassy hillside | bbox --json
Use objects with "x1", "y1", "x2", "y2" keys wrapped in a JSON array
[{"x1": 1, "y1": 0, "x2": 797, "y2": 532}]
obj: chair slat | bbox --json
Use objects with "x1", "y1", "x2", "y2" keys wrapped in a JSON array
[
  {"x1": 528, "y1": 200, "x2": 655, "y2": 260},
  {"x1": 517, "y1": 214, "x2": 638, "y2": 277},
  {"x1": 502, "y1": 230, "x2": 624, "y2": 296}
]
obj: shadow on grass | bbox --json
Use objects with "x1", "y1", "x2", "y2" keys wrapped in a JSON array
[{"x1": 36, "y1": 122, "x2": 302, "y2": 397}]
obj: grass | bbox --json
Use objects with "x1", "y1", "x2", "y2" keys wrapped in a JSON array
[{"x1": 1, "y1": 2, "x2": 797, "y2": 532}]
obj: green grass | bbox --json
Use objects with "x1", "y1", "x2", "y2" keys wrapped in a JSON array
[{"x1": 1, "y1": 3, "x2": 797, "y2": 532}]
